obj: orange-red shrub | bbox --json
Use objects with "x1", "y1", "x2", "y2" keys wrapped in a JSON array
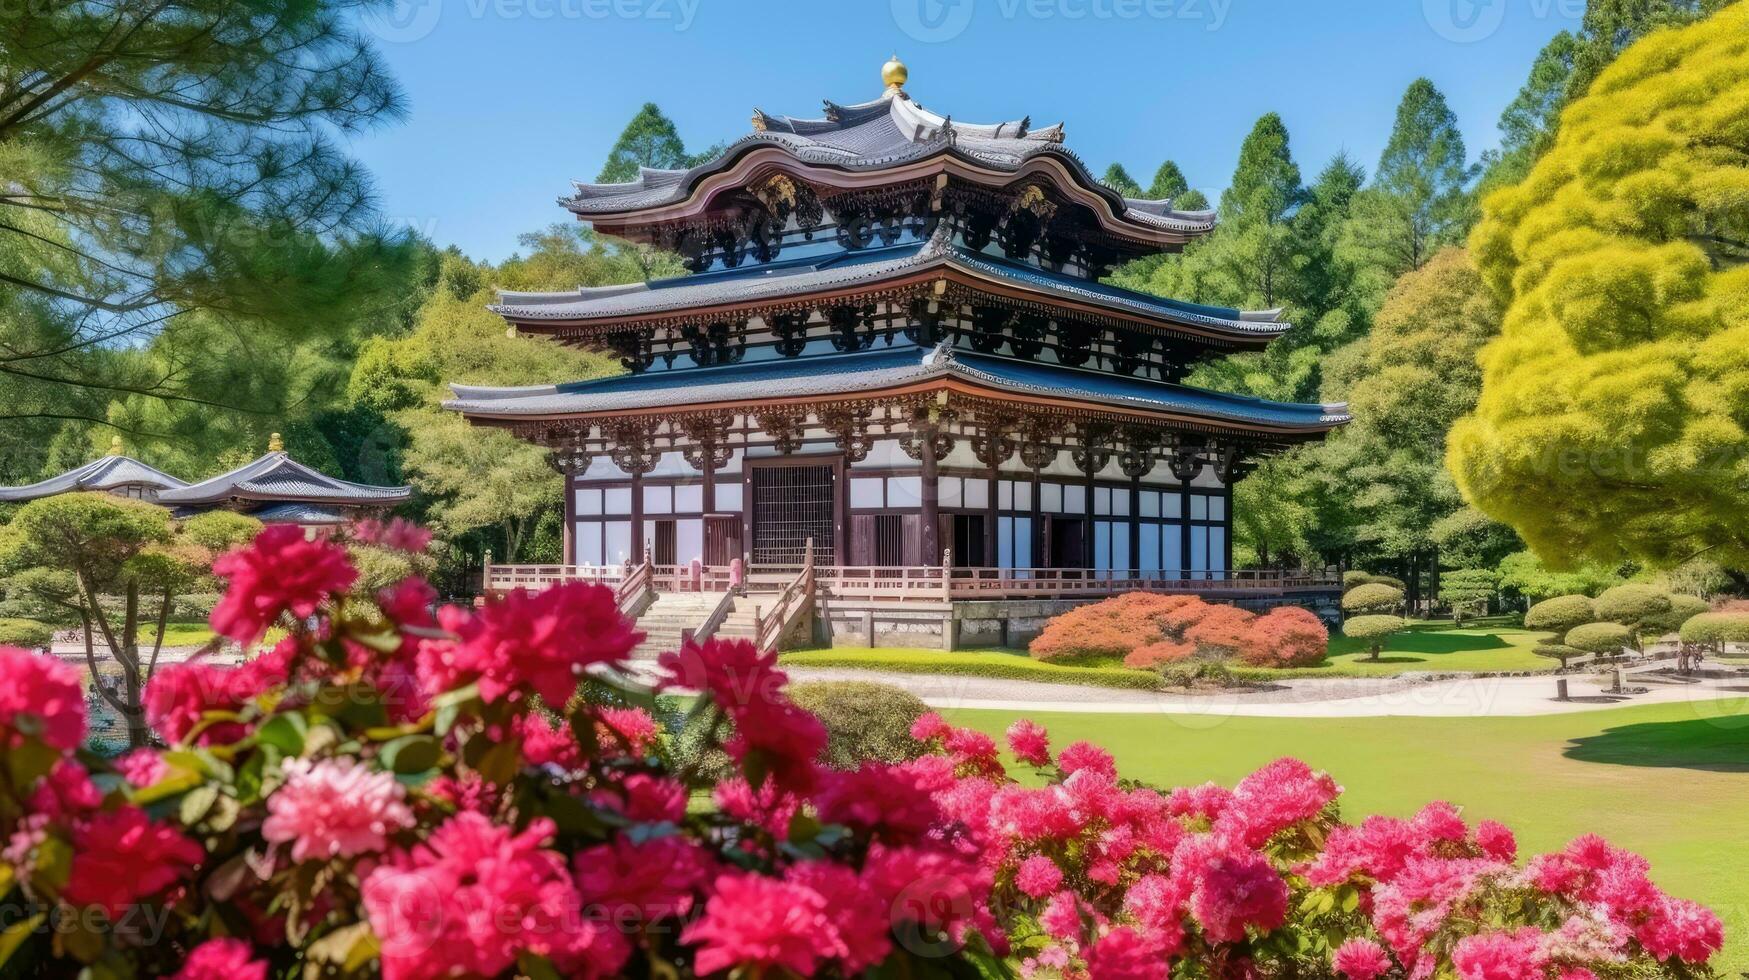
[
  {"x1": 1031, "y1": 592, "x2": 1330, "y2": 669},
  {"x1": 1240, "y1": 606, "x2": 1329, "y2": 667},
  {"x1": 1029, "y1": 592, "x2": 1201, "y2": 661}
]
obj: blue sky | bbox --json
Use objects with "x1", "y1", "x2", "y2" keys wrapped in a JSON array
[{"x1": 344, "y1": 0, "x2": 1581, "y2": 262}]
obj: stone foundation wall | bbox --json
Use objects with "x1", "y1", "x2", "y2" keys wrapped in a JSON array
[{"x1": 805, "y1": 589, "x2": 1342, "y2": 651}]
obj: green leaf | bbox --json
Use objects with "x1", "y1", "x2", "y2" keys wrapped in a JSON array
[
  {"x1": 379, "y1": 735, "x2": 441, "y2": 775},
  {"x1": 302, "y1": 921, "x2": 379, "y2": 978},
  {"x1": 5, "y1": 739, "x2": 60, "y2": 789},
  {"x1": 0, "y1": 912, "x2": 41, "y2": 968},
  {"x1": 255, "y1": 712, "x2": 308, "y2": 755},
  {"x1": 516, "y1": 952, "x2": 564, "y2": 980},
  {"x1": 473, "y1": 738, "x2": 523, "y2": 785},
  {"x1": 178, "y1": 784, "x2": 219, "y2": 826}
]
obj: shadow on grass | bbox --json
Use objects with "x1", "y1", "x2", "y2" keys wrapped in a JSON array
[
  {"x1": 1389, "y1": 632, "x2": 1512, "y2": 654},
  {"x1": 1564, "y1": 717, "x2": 1749, "y2": 772}
]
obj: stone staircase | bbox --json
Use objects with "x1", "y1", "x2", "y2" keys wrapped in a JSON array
[{"x1": 628, "y1": 592, "x2": 730, "y2": 660}]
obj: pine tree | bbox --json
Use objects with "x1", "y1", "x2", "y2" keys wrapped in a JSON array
[
  {"x1": 1291, "y1": 153, "x2": 1367, "y2": 342},
  {"x1": 1100, "y1": 164, "x2": 1143, "y2": 198},
  {"x1": 1144, "y1": 160, "x2": 1209, "y2": 209},
  {"x1": 598, "y1": 103, "x2": 718, "y2": 183}
]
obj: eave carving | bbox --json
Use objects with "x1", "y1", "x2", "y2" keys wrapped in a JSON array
[
  {"x1": 753, "y1": 409, "x2": 808, "y2": 454},
  {"x1": 820, "y1": 405, "x2": 874, "y2": 463}
]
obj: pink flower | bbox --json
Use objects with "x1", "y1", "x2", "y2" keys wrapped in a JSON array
[
  {"x1": 1451, "y1": 928, "x2": 1545, "y2": 980},
  {"x1": 1412, "y1": 801, "x2": 1468, "y2": 843},
  {"x1": 1006, "y1": 719, "x2": 1052, "y2": 767},
  {"x1": 115, "y1": 748, "x2": 168, "y2": 787},
  {"x1": 573, "y1": 835, "x2": 714, "y2": 922},
  {"x1": 63, "y1": 806, "x2": 204, "y2": 915},
  {"x1": 814, "y1": 764, "x2": 940, "y2": 840},
  {"x1": 1332, "y1": 938, "x2": 1393, "y2": 980},
  {"x1": 911, "y1": 711, "x2": 950, "y2": 742},
  {"x1": 1085, "y1": 925, "x2": 1170, "y2": 980},
  {"x1": 362, "y1": 813, "x2": 625, "y2": 980},
  {"x1": 421, "y1": 582, "x2": 639, "y2": 706},
  {"x1": 353, "y1": 517, "x2": 434, "y2": 553},
  {"x1": 786, "y1": 861, "x2": 893, "y2": 972},
  {"x1": 1015, "y1": 854, "x2": 1064, "y2": 898},
  {"x1": 681, "y1": 871, "x2": 836, "y2": 976},
  {"x1": 1122, "y1": 874, "x2": 1188, "y2": 945},
  {"x1": 1475, "y1": 820, "x2": 1516, "y2": 861},
  {"x1": 658, "y1": 639, "x2": 824, "y2": 790},
  {"x1": 210, "y1": 525, "x2": 357, "y2": 643},
  {"x1": 1222, "y1": 758, "x2": 1339, "y2": 847},
  {"x1": 519, "y1": 712, "x2": 582, "y2": 769},
  {"x1": 596, "y1": 706, "x2": 660, "y2": 756},
  {"x1": 144, "y1": 658, "x2": 282, "y2": 745},
  {"x1": 0, "y1": 646, "x2": 85, "y2": 750},
  {"x1": 1168, "y1": 782, "x2": 1234, "y2": 823},
  {"x1": 1039, "y1": 889, "x2": 1091, "y2": 942},
  {"x1": 171, "y1": 938, "x2": 267, "y2": 980},
  {"x1": 1057, "y1": 741, "x2": 1116, "y2": 779},
  {"x1": 27, "y1": 760, "x2": 101, "y2": 819},
  {"x1": 1171, "y1": 834, "x2": 1288, "y2": 943},
  {"x1": 1302, "y1": 816, "x2": 1423, "y2": 886},
  {"x1": 1635, "y1": 894, "x2": 1723, "y2": 963},
  {"x1": 262, "y1": 757, "x2": 414, "y2": 862},
  {"x1": 596, "y1": 772, "x2": 688, "y2": 823}
]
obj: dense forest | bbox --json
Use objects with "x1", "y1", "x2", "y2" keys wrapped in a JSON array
[{"x1": 0, "y1": 0, "x2": 1739, "y2": 603}]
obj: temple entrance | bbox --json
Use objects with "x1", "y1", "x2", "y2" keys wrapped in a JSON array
[
  {"x1": 1045, "y1": 517, "x2": 1086, "y2": 569},
  {"x1": 751, "y1": 463, "x2": 837, "y2": 565},
  {"x1": 703, "y1": 516, "x2": 742, "y2": 566},
  {"x1": 651, "y1": 520, "x2": 676, "y2": 566},
  {"x1": 950, "y1": 515, "x2": 989, "y2": 567}
]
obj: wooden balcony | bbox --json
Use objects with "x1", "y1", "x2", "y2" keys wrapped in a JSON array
[{"x1": 484, "y1": 562, "x2": 1338, "y2": 604}]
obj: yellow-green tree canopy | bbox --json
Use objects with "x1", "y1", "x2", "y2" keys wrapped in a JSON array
[{"x1": 1450, "y1": 5, "x2": 1749, "y2": 568}]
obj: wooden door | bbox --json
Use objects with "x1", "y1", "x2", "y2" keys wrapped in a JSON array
[
  {"x1": 704, "y1": 516, "x2": 742, "y2": 566},
  {"x1": 652, "y1": 520, "x2": 676, "y2": 566},
  {"x1": 751, "y1": 464, "x2": 837, "y2": 565}
]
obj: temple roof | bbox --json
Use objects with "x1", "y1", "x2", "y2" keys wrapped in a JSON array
[
  {"x1": 563, "y1": 84, "x2": 1214, "y2": 240},
  {"x1": 244, "y1": 502, "x2": 353, "y2": 525},
  {"x1": 445, "y1": 344, "x2": 1348, "y2": 437},
  {"x1": 492, "y1": 235, "x2": 1287, "y2": 344},
  {"x1": 154, "y1": 451, "x2": 410, "y2": 507},
  {"x1": 0, "y1": 452, "x2": 188, "y2": 502}
]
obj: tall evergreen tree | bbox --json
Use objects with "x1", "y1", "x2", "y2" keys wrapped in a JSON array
[
  {"x1": 597, "y1": 103, "x2": 722, "y2": 183},
  {"x1": 1290, "y1": 153, "x2": 1368, "y2": 343},
  {"x1": 1144, "y1": 160, "x2": 1210, "y2": 209},
  {"x1": 1100, "y1": 164, "x2": 1143, "y2": 198},
  {"x1": 1339, "y1": 79, "x2": 1474, "y2": 312}
]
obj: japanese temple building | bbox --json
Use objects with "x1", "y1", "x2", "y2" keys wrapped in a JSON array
[
  {"x1": 0, "y1": 434, "x2": 410, "y2": 528},
  {"x1": 448, "y1": 60, "x2": 1346, "y2": 648}
]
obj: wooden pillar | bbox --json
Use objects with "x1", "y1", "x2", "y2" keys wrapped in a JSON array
[
  {"x1": 1082, "y1": 450, "x2": 1097, "y2": 571},
  {"x1": 630, "y1": 468, "x2": 645, "y2": 564},
  {"x1": 983, "y1": 449, "x2": 999, "y2": 569},
  {"x1": 700, "y1": 436, "x2": 717, "y2": 515},
  {"x1": 1030, "y1": 463, "x2": 1043, "y2": 569},
  {"x1": 561, "y1": 467, "x2": 576, "y2": 565},
  {"x1": 919, "y1": 422, "x2": 941, "y2": 567},
  {"x1": 1129, "y1": 475, "x2": 1142, "y2": 577},
  {"x1": 1180, "y1": 471, "x2": 1194, "y2": 578}
]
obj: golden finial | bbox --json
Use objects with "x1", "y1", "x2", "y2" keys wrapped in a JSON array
[
  {"x1": 882, "y1": 54, "x2": 908, "y2": 94},
  {"x1": 268, "y1": 432, "x2": 284, "y2": 453},
  {"x1": 108, "y1": 435, "x2": 124, "y2": 456}
]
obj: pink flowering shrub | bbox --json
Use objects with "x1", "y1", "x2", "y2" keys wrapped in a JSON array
[
  {"x1": 1037, "y1": 592, "x2": 1331, "y2": 670},
  {"x1": 0, "y1": 525, "x2": 1722, "y2": 978}
]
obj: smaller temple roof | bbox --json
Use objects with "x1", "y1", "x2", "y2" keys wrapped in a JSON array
[
  {"x1": 491, "y1": 234, "x2": 1288, "y2": 343},
  {"x1": 155, "y1": 440, "x2": 410, "y2": 508},
  {"x1": 0, "y1": 440, "x2": 187, "y2": 502},
  {"x1": 445, "y1": 345, "x2": 1349, "y2": 436},
  {"x1": 243, "y1": 502, "x2": 353, "y2": 526}
]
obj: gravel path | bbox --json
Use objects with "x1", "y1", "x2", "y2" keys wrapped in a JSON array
[{"x1": 779, "y1": 665, "x2": 1749, "y2": 719}]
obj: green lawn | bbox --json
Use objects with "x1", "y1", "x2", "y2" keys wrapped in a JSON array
[
  {"x1": 783, "y1": 623, "x2": 1559, "y2": 686},
  {"x1": 141, "y1": 622, "x2": 286, "y2": 648},
  {"x1": 940, "y1": 700, "x2": 1749, "y2": 970}
]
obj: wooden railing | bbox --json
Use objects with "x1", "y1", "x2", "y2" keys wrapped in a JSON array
[
  {"x1": 695, "y1": 587, "x2": 740, "y2": 644},
  {"x1": 615, "y1": 558, "x2": 656, "y2": 617},
  {"x1": 753, "y1": 540, "x2": 817, "y2": 652},
  {"x1": 485, "y1": 562, "x2": 1335, "y2": 605}
]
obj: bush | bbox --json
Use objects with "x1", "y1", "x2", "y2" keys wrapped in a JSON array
[
  {"x1": 0, "y1": 618, "x2": 52, "y2": 648},
  {"x1": 1523, "y1": 594, "x2": 1596, "y2": 636},
  {"x1": 1643, "y1": 594, "x2": 1709, "y2": 635},
  {"x1": 1028, "y1": 592, "x2": 1202, "y2": 661},
  {"x1": 788, "y1": 680, "x2": 927, "y2": 770},
  {"x1": 1565, "y1": 622, "x2": 1635, "y2": 657},
  {"x1": 1594, "y1": 584, "x2": 1673, "y2": 630},
  {"x1": 1679, "y1": 612, "x2": 1749, "y2": 649},
  {"x1": 1342, "y1": 582, "x2": 1404, "y2": 614},
  {"x1": 1242, "y1": 606, "x2": 1328, "y2": 667},
  {"x1": 1343, "y1": 570, "x2": 1407, "y2": 592},
  {"x1": 1342, "y1": 615, "x2": 1407, "y2": 660},
  {"x1": 1124, "y1": 639, "x2": 1196, "y2": 669},
  {"x1": 1439, "y1": 568, "x2": 1498, "y2": 625},
  {"x1": 1533, "y1": 643, "x2": 1586, "y2": 669}
]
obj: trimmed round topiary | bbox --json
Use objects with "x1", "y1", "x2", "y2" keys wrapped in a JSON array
[
  {"x1": 1595, "y1": 584, "x2": 1673, "y2": 628},
  {"x1": 1678, "y1": 612, "x2": 1749, "y2": 649},
  {"x1": 1343, "y1": 571, "x2": 1408, "y2": 592},
  {"x1": 1523, "y1": 594, "x2": 1596, "y2": 636},
  {"x1": 0, "y1": 618, "x2": 53, "y2": 648},
  {"x1": 1644, "y1": 594, "x2": 1710, "y2": 635},
  {"x1": 1564, "y1": 622, "x2": 1635, "y2": 656},
  {"x1": 787, "y1": 680, "x2": 928, "y2": 770},
  {"x1": 1342, "y1": 615, "x2": 1407, "y2": 660},
  {"x1": 1342, "y1": 583, "x2": 1404, "y2": 614},
  {"x1": 1533, "y1": 643, "x2": 1586, "y2": 669}
]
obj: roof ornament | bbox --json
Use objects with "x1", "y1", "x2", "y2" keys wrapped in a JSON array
[
  {"x1": 882, "y1": 55, "x2": 908, "y2": 95},
  {"x1": 109, "y1": 435, "x2": 124, "y2": 456},
  {"x1": 268, "y1": 432, "x2": 284, "y2": 453}
]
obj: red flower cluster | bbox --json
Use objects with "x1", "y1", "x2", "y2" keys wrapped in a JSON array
[
  {"x1": 0, "y1": 645, "x2": 84, "y2": 749},
  {"x1": 210, "y1": 524, "x2": 357, "y2": 643},
  {"x1": 420, "y1": 581, "x2": 640, "y2": 705}
]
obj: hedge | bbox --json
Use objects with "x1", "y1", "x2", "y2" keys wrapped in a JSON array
[
  {"x1": 1679, "y1": 612, "x2": 1749, "y2": 648},
  {"x1": 778, "y1": 651, "x2": 1166, "y2": 691},
  {"x1": 1594, "y1": 584, "x2": 1673, "y2": 628},
  {"x1": 0, "y1": 618, "x2": 53, "y2": 648},
  {"x1": 788, "y1": 680, "x2": 928, "y2": 769}
]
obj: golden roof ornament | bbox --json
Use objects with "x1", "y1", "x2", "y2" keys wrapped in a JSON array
[
  {"x1": 882, "y1": 55, "x2": 908, "y2": 95},
  {"x1": 268, "y1": 432, "x2": 284, "y2": 453},
  {"x1": 109, "y1": 435, "x2": 124, "y2": 456}
]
